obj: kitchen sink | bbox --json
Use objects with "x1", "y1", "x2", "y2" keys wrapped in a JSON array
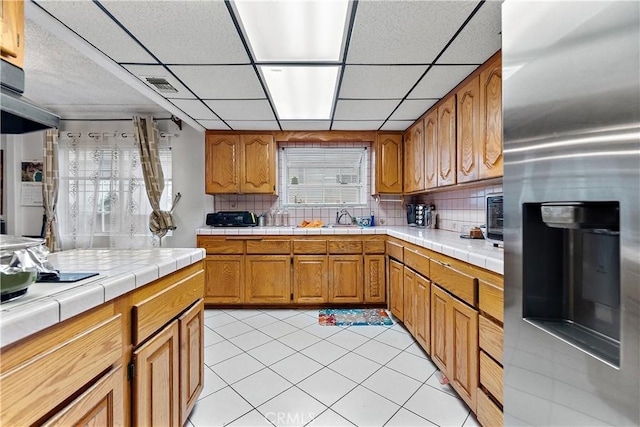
[{"x1": 324, "y1": 224, "x2": 360, "y2": 228}]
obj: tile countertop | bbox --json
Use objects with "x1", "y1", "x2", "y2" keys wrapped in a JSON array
[
  {"x1": 196, "y1": 225, "x2": 503, "y2": 275},
  {"x1": 0, "y1": 248, "x2": 205, "y2": 348}
]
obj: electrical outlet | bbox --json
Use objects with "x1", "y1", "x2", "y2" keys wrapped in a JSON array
[
  {"x1": 452, "y1": 222, "x2": 457, "y2": 231},
  {"x1": 230, "y1": 202, "x2": 237, "y2": 208},
  {"x1": 379, "y1": 218, "x2": 386, "y2": 225}
]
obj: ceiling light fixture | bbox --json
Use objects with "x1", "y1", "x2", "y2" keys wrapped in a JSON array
[
  {"x1": 260, "y1": 66, "x2": 340, "y2": 120},
  {"x1": 233, "y1": 0, "x2": 350, "y2": 62}
]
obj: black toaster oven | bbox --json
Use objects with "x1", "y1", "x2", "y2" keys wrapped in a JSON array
[{"x1": 206, "y1": 211, "x2": 257, "y2": 227}]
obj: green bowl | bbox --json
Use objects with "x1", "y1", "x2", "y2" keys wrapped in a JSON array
[{"x1": 1, "y1": 270, "x2": 37, "y2": 300}]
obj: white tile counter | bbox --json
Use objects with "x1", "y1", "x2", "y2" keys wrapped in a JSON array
[
  {"x1": 196, "y1": 225, "x2": 503, "y2": 274},
  {"x1": 0, "y1": 248, "x2": 205, "y2": 347}
]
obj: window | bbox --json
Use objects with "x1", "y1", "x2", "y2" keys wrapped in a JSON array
[
  {"x1": 281, "y1": 147, "x2": 367, "y2": 207},
  {"x1": 58, "y1": 135, "x2": 172, "y2": 249}
]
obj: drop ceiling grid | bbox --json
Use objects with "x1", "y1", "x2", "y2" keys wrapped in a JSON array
[
  {"x1": 122, "y1": 64, "x2": 196, "y2": 100},
  {"x1": 98, "y1": 1, "x2": 249, "y2": 65},
  {"x1": 345, "y1": 0, "x2": 481, "y2": 64},
  {"x1": 170, "y1": 99, "x2": 219, "y2": 121},
  {"x1": 34, "y1": 0, "x2": 156, "y2": 64},
  {"x1": 203, "y1": 99, "x2": 275, "y2": 121},
  {"x1": 334, "y1": 99, "x2": 400, "y2": 121},
  {"x1": 407, "y1": 65, "x2": 479, "y2": 99},
  {"x1": 167, "y1": 65, "x2": 266, "y2": 100},
  {"x1": 338, "y1": 65, "x2": 428, "y2": 99},
  {"x1": 389, "y1": 99, "x2": 439, "y2": 121}
]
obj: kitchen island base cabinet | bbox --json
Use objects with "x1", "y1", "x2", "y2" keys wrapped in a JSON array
[
  {"x1": 245, "y1": 255, "x2": 291, "y2": 304},
  {"x1": 329, "y1": 255, "x2": 363, "y2": 303},
  {"x1": 293, "y1": 255, "x2": 329, "y2": 303}
]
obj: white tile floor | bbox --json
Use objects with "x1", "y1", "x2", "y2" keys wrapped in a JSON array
[{"x1": 188, "y1": 308, "x2": 480, "y2": 427}]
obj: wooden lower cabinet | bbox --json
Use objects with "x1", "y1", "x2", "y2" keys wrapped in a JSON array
[
  {"x1": 403, "y1": 266, "x2": 416, "y2": 334},
  {"x1": 389, "y1": 258, "x2": 404, "y2": 320},
  {"x1": 179, "y1": 299, "x2": 204, "y2": 425},
  {"x1": 43, "y1": 365, "x2": 124, "y2": 427},
  {"x1": 133, "y1": 320, "x2": 180, "y2": 427},
  {"x1": 364, "y1": 255, "x2": 386, "y2": 303},
  {"x1": 329, "y1": 255, "x2": 363, "y2": 303},
  {"x1": 431, "y1": 283, "x2": 479, "y2": 411},
  {"x1": 414, "y1": 272, "x2": 431, "y2": 354},
  {"x1": 245, "y1": 255, "x2": 291, "y2": 303},
  {"x1": 204, "y1": 255, "x2": 243, "y2": 303},
  {"x1": 293, "y1": 255, "x2": 328, "y2": 303}
]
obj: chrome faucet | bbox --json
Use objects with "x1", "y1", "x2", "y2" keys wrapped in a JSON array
[{"x1": 335, "y1": 208, "x2": 354, "y2": 225}]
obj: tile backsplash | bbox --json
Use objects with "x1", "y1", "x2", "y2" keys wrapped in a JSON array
[{"x1": 212, "y1": 141, "x2": 501, "y2": 231}]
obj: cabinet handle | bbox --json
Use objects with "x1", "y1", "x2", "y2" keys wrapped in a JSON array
[{"x1": 434, "y1": 259, "x2": 451, "y2": 267}]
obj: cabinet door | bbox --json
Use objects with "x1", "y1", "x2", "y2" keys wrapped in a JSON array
[
  {"x1": 205, "y1": 135, "x2": 239, "y2": 193},
  {"x1": 0, "y1": 0, "x2": 24, "y2": 68},
  {"x1": 375, "y1": 133, "x2": 403, "y2": 193},
  {"x1": 329, "y1": 255, "x2": 363, "y2": 303},
  {"x1": 404, "y1": 120, "x2": 425, "y2": 193},
  {"x1": 293, "y1": 255, "x2": 328, "y2": 303},
  {"x1": 415, "y1": 273, "x2": 431, "y2": 354},
  {"x1": 364, "y1": 255, "x2": 386, "y2": 303},
  {"x1": 42, "y1": 366, "x2": 124, "y2": 427},
  {"x1": 431, "y1": 284, "x2": 450, "y2": 375},
  {"x1": 457, "y1": 75, "x2": 480, "y2": 183},
  {"x1": 424, "y1": 109, "x2": 438, "y2": 189},
  {"x1": 204, "y1": 255, "x2": 244, "y2": 304},
  {"x1": 245, "y1": 255, "x2": 291, "y2": 303},
  {"x1": 479, "y1": 54, "x2": 503, "y2": 179},
  {"x1": 450, "y1": 296, "x2": 479, "y2": 411},
  {"x1": 133, "y1": 320, "x2": 180, "y2": 427},
  {"x1": 179, "y1": 299, "x2": 204, "y2": 425},
  {"x1": 241, "y1": 134, "x2": 276, "y2": 194},
  {"x1": 437, "y1": 96, "x2": 457, "y2": 187},
  {"x1": 403, "y1": 267, "x2": 415, "y2": 334},
  {"x1": 389, "y1": 259, "x2": 404, "y2": 320}
]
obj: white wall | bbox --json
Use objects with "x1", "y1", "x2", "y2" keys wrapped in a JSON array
[{"x1": 2, "y1": 119, "x2": 212, "y2": 248}]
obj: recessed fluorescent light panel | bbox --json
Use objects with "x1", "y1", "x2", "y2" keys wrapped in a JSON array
[
  {"x1": 233, "y1": 0, "x2": 350, "y2": 62},
  {"x1": 260, "y1": 66, "x2": 339, "y2": 119}
]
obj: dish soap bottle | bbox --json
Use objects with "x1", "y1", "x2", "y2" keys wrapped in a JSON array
[{"x1": 370, "y1": 210, "x2": 375, "y2": 227}]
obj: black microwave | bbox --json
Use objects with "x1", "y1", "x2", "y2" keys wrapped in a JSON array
[{"x1": 486, "y1": 193, "x2": 503, "y2": 246}]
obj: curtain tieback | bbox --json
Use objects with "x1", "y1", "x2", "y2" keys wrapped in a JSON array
[{"x1": 149, "y1": 210, "x2": 176, "y2": 237}]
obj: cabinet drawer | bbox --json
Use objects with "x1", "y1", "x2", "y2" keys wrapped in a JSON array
[
  {"x1": 386, "y1": 241, "x2": 403, "y2": 261},
  {"x1": 293, "y1": 239, "x2": 327, "y2": 254},
  {"x1": 476, "y1": 388, "x2": 503, "y2": 427},
  {"x1": 133, "y1": 269, "x2": 204, "y2": 345},
  {"x1": 480, "y1": 351, "x2": 503, "y2": 404},
  {"x1": 479, "y1": 280, "x2": 504, "y2": 322},
  {"x1": 404, "y1": 247, "x2": 430, "y2": 278},
  {"x1": 329, "y1": 240, "x2": 363, "y2": 254},
  {"x1": 479, "y1": 315, "x2": 503, "y2": 362},
  {"x1": 364, "y1": 239, "x2": 385, "y2": 254},
  {"x1": 429, "y1": 260, "x2": 477, "y2": 306},
  {"x1": 197, "y1": 237, "x2": 244, "y2": 254},
  {"x1": 0, "y1": 315, "x2": 123, "y2": 427},
  {"x1": 246, "y1": 239, "x2": 291, "y2": 254}
]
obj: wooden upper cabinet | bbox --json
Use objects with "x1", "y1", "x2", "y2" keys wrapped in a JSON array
[
  {"x1": 205, "y1": 134, "x2": 239, "y2": 193},
  {"x1": 457, "y1": 76, "x2": 480, "y2": 183},
  {"x1": 404, "y1": 119, "x2": 425, "y2": 193},
  {"x1": 205, "y1": 133, "x2": 276, "y2": 194},
  {"x1": 437, "y1": 96, "x2": 457, "y2": 187},
  {"x1": 375, "y1": 133, "x2": 403, "y2": 194},
  {"x1": 424, "y1": 109, "x2": 438, "y2": 189},
  {"x1": 1, "y1": 0, "x2": 25, "y2": 69},
  {"x1": 479, "y1": 53, "x2": 503, "y2": 179},
  {"x1": 241, "y1": 134, "x2": 276, "y2": 193}
]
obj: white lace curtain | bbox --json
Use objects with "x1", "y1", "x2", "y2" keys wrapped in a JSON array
[{"x1": 57, "y1": 132, "x2": 172, "y2": 250}]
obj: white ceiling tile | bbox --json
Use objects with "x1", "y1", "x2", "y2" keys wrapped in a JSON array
[
  {"x1": 407, "y1": 65, "x2": 478, "y2": 99},
  {"x1": 332, "y1": 121, "x2": 383, "y2": 131},
  {"x1": 122, "y1": 65, "x2": 195, "y2": 99},
  {"x1": 340, "y1": 66, "x2": 426, "y2": 99},
  {"x1": 280, "y1": 121, "x2": 331, "y2": 131},
  {"x1": 99, "y1": 1, "x2": 249, "y2": 64},
  {"x1": 33, "y1": 1, "x2": 156, "y2": 63},
  {"x1": 226, "y1": 121, "x2": 280, "y2": 131},
  {"x1": 23, "y1": 19, "x2": 167, "y2": 119},
  {"x1": 170, "y1": 100, "x2": 218, "y2": 120},
  {"x1": 169, "y1": 66, "x2": 265, "y2": 99},
  {"x1": 347, "y1": 1, "x2": 480, "y2": 64},
  {"x1": 437, "y1": 1, "x2": 502, "y2": 64},
  {"x1": 204, "y1": 99, "x2": 275, "y2": 121},
  {"x1": 198, "y1": 120, "x2": 231, "y2": 130},
  {"x1": 380, "y1": 121, "x2": 414, "y2": 132},
  {"x1": 333, "y1": 100, "x2": 399, "y2": 120},
  {"x1": 389, "y1": 99, "x2": 438, "y2": 121}
]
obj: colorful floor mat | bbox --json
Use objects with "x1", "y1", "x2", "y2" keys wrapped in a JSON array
[{"x1": 318, "y1": 309, "x2": 394, "y2": 326}]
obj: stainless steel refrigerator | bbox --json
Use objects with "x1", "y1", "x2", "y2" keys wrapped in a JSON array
[{"x1": 502, "y1": 1, "x2": 639, "y2": 425}]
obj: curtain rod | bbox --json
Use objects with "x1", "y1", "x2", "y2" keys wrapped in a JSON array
[{"x1": 61, "y1": 132, "x2": 179, "y2": 139}]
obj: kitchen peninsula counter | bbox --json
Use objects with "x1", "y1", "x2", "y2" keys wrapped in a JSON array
[
  {"x1": 195, "y1": 225, "x2": 503, "y2": 274},
  {"x1": 0, "y1": 247, "x2": 205, "y2": 347}
]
